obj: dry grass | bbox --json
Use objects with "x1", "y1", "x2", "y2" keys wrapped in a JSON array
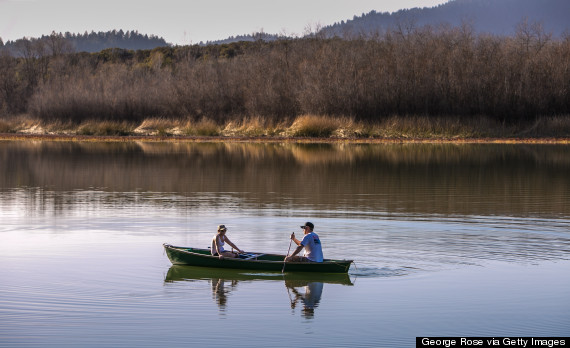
[
  {"x1": 77, "y1": 120, "x2": 135, "y2": 136},
  {"x1": 181, "y1": 118, "x2": 220, "y2": 136},
  {"x1": 286, "y1": 114, "x2": 570, "y2": 139},
  {"x1": 135, "y1": 118, "x2": 184, "y2": 136},
  {"x1": 515, "y1": 116, "x2": 570, "y2": 138},
  {"x1": 0, "y1": 119, "x2": 13, "y2": 133},
  {"x1": 370, "y1": 115, "x2": 501, "y2": 138},
  {"x1": 222, "y1": 116, "x2": 288, "y2": 137},
  {"x1": 42, "y1": 119, "x2": 75, "y2": 133},
  {"x1": 1, "y1": 114, "x2": 569, "y2": 139},
  {"x1": 290, "y1": 114, "x2": 345, "y2": 137},
  {"x1": 0, "y1": 115, "x2": 45, "y2": 134}
]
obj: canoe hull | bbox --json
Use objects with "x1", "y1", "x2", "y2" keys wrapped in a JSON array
[{"x1": 163, "y1": 244, "x2": 352, "y2": 273}]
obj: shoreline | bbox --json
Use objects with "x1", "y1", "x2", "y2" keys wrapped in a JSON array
[{"x1": 1, "y1": 133, "x2": 569, "y2": 144}]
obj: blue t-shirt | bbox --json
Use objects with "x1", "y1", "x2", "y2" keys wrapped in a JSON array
[{"x1": 301, "y1": 232, "x2": 323, "y2": 262}]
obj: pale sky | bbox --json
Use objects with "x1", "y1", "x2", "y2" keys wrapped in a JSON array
[{"x1": 1, "y1": 0, "x2": 449, "y2": 45}]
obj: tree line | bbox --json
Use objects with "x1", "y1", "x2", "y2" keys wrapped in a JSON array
[
  {"x1": 1, "y1": 30, "x2": 168, "y2": 55},
  {"x1": 0, "y1": 22, "x2": 569, "y2": 125}
]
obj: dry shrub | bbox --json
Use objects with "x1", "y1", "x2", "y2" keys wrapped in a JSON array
[
  {"x1": 0, "y1": 119, "x2": 13, "y2": 133},
  {"x1": 0, "y1": 115, "x2": 46, "y2": 134},
  {"x1": 332, "y1": 119, "x2": 372, "y2": 138},
  {"x1": 543, "y1": 116, "x2": 570, "y2": 137},
  {"x1": 223, "y1": 116, "x2": 287, "y2": 137},
  {"x1": 519, "y1": 116, "x2": 570, "y2": 137},
  {"x1": 78, "y1": 120, "x2": 134, "y2": 136},
  {"x1": 29, "y1": 64, "x2": 177, "y2": 123},
  {"x1": 290, "y1": 115, "x2": 344, "y2": 137},
  {"x1": 42, "y1": 119, "x2": 75, "y2": 133},
  {"x1": 137, "y1": 118, "x2": 182, "y2": 136},
  {"x1": 373, "y1": 115, "x2": 500, "y2": 138},
  {"x1": 182, "y1": 118, "x2": 220, "y2": 136}
]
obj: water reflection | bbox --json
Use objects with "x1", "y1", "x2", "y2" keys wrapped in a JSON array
[
  {"x1": 285, "y1": 280, "x2": 323, "y2": 319},
  {"x1": 165, "y1": 265, "x2": 352, "y2": 318},
  {"x1": 2, "y1": 140, "x2": 569, "y2": 347},
  {"x1": 211, "y1": 278, "x2": 236, "y2": 310},
  {"x1": 1, "y1": 140, "x2": 569, "y2": 218}
]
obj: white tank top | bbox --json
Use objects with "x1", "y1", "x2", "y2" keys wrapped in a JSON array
[{"x1": 211, "y1": 235, "x2": 225, "y2": 255}]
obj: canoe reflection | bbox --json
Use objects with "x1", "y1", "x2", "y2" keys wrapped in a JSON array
[{"x1": 165, "y1": 265, "x2": 353, "y2": 318}]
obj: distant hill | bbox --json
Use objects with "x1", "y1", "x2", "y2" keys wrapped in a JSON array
[
  {"x1": 66, "y1": 30, "x2": 168, "y2": 52},
  {"x1": 203, "y1": 32, "x2": 281, "y2": 46},
  {"x1": 203, "y1": 0, "x2": 569, "y2": 45},
  {"x1": 322, "y1": 0, "x2": 570, "y2": 38},
  {"x1": 1, "y1": 30, "x2": 168, "y2": 55}
]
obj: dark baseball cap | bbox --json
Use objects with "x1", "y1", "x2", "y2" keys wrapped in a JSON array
[{"x1": 300, "y1": 222, "x2": 314, "y2": 230}]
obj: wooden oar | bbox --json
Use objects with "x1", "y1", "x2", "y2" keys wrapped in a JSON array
[{"x1": 282, "y1": 238, "x2": 293, "y2": 273}]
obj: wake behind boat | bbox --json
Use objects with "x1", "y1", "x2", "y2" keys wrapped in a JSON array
[{"x1": 163, "y1": 244, "x2": 353, "y2": 273}]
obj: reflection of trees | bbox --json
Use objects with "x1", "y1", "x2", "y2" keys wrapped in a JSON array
[{"x1": 1, "y1": 141, "x2": 569, "y2": 217}]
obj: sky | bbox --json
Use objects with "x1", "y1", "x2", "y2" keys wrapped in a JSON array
[{"x1": 1, "y1": 0, "x2": 449, "y2": 45}]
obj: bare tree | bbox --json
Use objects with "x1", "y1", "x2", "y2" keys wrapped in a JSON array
[
  {"x1": 46, "y1": 31, "x2": 74, "y2": 56},
  {"x1": 516, "y1": 17, "x2": 552, "y2": 53}
]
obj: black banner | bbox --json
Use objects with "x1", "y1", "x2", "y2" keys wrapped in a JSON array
[{"x1": 417, "y1": 337, "x2": 568, "y2": 348}]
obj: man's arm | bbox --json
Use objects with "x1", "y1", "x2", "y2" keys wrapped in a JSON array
[
  {"x1": 289, "y1": 245, "x2": 304, "y2": 257},
  {"x1": 291, "y1": 232, "x2": 302, "y2": 246}
]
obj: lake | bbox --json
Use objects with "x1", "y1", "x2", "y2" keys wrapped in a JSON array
[{"x1": 1, "y1": 140, "x2": 569, "y2": 347}]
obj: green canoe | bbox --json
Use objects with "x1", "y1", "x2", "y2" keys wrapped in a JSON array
[{"x1": 163, "y1": 244, "x2": 353, "y2": 273}]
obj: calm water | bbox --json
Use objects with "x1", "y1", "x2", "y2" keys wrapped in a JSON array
[{"x1": 0, "y1": 141, "x2": 569, "y2": 347}]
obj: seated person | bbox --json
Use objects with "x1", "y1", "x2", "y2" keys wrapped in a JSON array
[
  {"x1": 212, "y1": 225, "x2": 243, "y2": 259},
  {"x1": 285, "y1": 222, "x2": 323, "y2": 262}
]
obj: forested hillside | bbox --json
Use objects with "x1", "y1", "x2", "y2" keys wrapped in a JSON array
[
  {"x1": 323, "y1": 0, "x2": 570, "y2": 38},
  {"x1": 1, "y1": 30, "x2": 168, "y2": 55}
]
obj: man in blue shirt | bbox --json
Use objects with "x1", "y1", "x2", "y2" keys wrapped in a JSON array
[{"x1": 285, "y1": 222, "x2": 324, "y2": 262}]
